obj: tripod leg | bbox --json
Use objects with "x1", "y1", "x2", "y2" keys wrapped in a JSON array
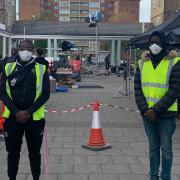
[{"x1": 112, "y1": 84, "x2": 124, "y2": 97}]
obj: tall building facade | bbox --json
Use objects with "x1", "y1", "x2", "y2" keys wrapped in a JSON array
[
  {"x1": 19, "y1": 0, "x2": 41, "y2": 21},
  {"x1": 19, "y1": 0, "x2": 140, "y2": 23},
  {"x1": 108, "y1": 0, "x2": 140, "y2": 23},
  {"x1": 58, "y1": 0, "x2": 100, "y2": 22},
  {"x1": 19, "y1": 0, "x2": 100, "y2": 22},
  {"x1": 100, "y1": 0, "x2": 115, "y2": 22},
  {"x1": 46, "y1": 0, "x2": 59, "y2": 21},
  {"x1": 151, "y1": 0, "x2": 180, "y2": 26},
  {"x1": 0, "y1": 0, "x2": 16, "y2": 30}
]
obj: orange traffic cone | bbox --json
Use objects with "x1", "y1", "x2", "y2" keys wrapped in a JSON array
[
  {"x1": 82, "y1": 100, "x2": 111, "y2": 151},
  {"x1": 0, "y1": 101, "x2": 5, "y2": 141}
]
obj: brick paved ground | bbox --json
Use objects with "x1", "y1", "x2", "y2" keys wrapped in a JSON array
[{"x1": 0, "y1": 74, "x2": 180, "y2": 180}]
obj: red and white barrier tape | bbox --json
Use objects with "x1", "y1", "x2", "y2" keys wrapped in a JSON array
[
  {"x1": 99, "y1": 103, "x2": 140, "y2": 114},
  {"x1": 45, "y1": 102, "x2": 140, "y2": 114},
  {"x1": 45, "y1": 103, "x2": 93, "y2": 114}
]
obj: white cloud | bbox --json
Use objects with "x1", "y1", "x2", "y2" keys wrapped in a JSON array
[{"x1": 140, "y1": 0, "x2": 151, "y2": 22}]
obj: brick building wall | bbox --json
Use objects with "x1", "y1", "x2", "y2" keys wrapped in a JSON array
[
  {"x1": 151, "y1": 0, "x2": 180, "y2": 26},
  {"x1": 100, "y1": 0, "x2": 115, "y2": 22},
  {"x1": 19, "y1": 0, "x2": 41, "y2": 21},
  {"x1": 108, "y1": 0, "x2": 140, "y2": 23},
  {"x1": 46, "y1": 0, "x2": 59, "y2": 21}
]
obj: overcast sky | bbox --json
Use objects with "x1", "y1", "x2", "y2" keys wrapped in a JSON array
[
  {"x1": 140, "y1": 0, "x2": 151, "y2": 22},
  {"x1": 16, "y1": 0, "x2": 151, "y2": 22}
]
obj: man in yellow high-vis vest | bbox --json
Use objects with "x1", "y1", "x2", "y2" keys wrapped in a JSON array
[
  {"x1": 134, "y1": 31, "x2": 180, "y2": 180},
  {"x1": 1, "y1": 40, "x2": 50, "y2": 180}
]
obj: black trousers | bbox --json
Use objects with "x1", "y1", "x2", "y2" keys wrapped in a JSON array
[{"x1": 3, "y1": 117, "x2": 45, "y2": 179}]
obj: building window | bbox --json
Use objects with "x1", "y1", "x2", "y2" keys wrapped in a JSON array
[
  {"x1": 70, "y1": 10, "x2": 79, "y2": 14},
  {"x1": 101, "y1": 7, "x2": 104, "y2": 11},
  {"x1": 70, "y1": 2, "x2": 79, "y2": 6},
  {"x1": 48, "y1": 2, "x2": 51, "y2": 6},
  {"x1": 80, "y1": 17, "x2": 85, "y2": 22},
  {"x1": 90, "y1": 41, "x2": 95, "y2": 44},
  {"x1": 158, "y1": 0, "x2": 161, "y2": 7},
  {"x1": 89, "y1": 10, "x2": 97, "y2": 15},
  {"x1": 54, "y1": 6, "x2": 59, "y2": 9},
  {"x1": 70, "y1": 17, "x2": 79, "y2": 21},
  {"x1": 80, "y1": 10, "x2": 88, "y2": 14},
  {"x1": 54, "y1": 0, "x2": 58, "y2": 2},
  {"x1": 54, "y1": 14, "x2": 59, "y2": 17},
  {"x1": 60, "y1": 1, "x2": 69, "y2": 6},
  {"x1": 89, "y1": 2, "x2": 100, "y2": 8},
  {"x1": 90, "y1": 46, "x2": 95, "y2": 51},
  {"x1": 59, "y1": 16, "x2": 70, "y2": 21},
  {"x1": 80, "y1": 2, "x2": 88, "y2": 6},
  {"x1": 108, "y1": 4, "x2": 112, "y2": 7},
  {"x1": 108, "y1": 11, "x2": 112, "y2": 15},
  {"x1": 47, "y1": 10, "x2": 51, "y2": 13},
  {"x1": 60, "y1": 10, "x2": 70, "y2": 14}
]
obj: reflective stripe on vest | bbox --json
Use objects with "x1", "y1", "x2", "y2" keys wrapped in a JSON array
[
  {"x1": 3, "y1": 63, "x2": 16, "y2": 118},
  {"x1": 3, "y1": 63, "x2": 46, "y2": 120},
  {"x1": 138, "y1": 57, "x2": 180, "y2": 111},
  {"x1": 33, "y1": 63, "x2": 46, "y2": 120}
]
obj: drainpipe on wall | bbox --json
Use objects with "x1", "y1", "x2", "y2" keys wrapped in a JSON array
[{"x1": 142, "y1": 22, "x2": 145, "y2": 33}]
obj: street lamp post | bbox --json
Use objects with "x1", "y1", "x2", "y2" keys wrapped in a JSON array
[
  {"x1": 23, "y1": 22, "x2": 26, "y2": 40},
  {"x1": 95, "y1": 23, "x2": 99, "y2": 70},
  {"x1": 89, "y1": 12, "x2": 103, "y2": 71}
]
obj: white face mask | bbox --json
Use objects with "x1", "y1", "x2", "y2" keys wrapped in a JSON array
[
  {"x1": 19, "y1": 50, "x2": 33, "y2": 62},
  {"x1": 149, "y1": 43, "x2": 162, "y2": 55}
]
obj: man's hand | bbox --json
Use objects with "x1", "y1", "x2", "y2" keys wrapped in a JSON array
[
  {"x1": 144, "y1": 109, "x2": 158, "y2": 122},
  {"x1": 16, "y1": 111, "x2": 30, "y2": 123}
]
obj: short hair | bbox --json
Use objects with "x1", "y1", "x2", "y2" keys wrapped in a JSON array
[
  {"x1": 11, "y1": 47, "x2": 19, "y2": 53},
  {"x1": 36, "y1": 48, "x2": 44, "y2": 56},
  {"x1": 19, "y1": 39, "x2": 34, "y2": 48}
]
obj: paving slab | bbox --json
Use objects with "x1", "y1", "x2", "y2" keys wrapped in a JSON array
[{"x1": 0, "y1": 75, "x2": 180, "y2": 180}]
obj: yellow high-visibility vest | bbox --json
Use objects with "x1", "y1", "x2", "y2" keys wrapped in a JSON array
[
  {"x1": 138, "y1": 57, "x2": 180, "y2": 111},
  {"x1": 3, "y1": 62, "x2": 46, "y2": 120}
]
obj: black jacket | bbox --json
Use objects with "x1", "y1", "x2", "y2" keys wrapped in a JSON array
[
  {"x1": 134, "y1": 51, "x2": 180, "y2": 118},
  {"x1": 1, "y1": 58, "x2": 50, "y2": 118},
  {"x1": 35, "y1": 56, "x2": 49, "y2": 69}
]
